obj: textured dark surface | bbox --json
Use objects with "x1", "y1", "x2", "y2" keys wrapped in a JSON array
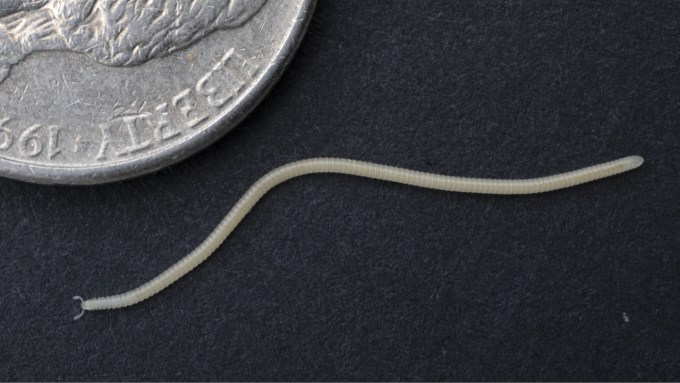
[{"x1": 1, "y1": 0, "x2": 679, "y2": 380}]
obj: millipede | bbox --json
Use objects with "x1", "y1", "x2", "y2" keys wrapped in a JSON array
[{"x1": 73, "y1": 155, "x2": 644, "y2": 319}]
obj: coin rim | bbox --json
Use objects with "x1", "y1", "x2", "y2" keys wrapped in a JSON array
[{"x1": 0, "y1": 0, "x2": 316, "y2": 185}]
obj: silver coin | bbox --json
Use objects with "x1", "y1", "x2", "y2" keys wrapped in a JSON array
[{"x1": 0, "y1": 0, "x2": 315, "y2": 184}]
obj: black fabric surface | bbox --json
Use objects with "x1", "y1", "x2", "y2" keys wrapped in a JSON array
[{"x1": 1, "y1": 1, "x2": 679, "y2": 380}]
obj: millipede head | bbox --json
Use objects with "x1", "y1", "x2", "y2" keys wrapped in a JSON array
[{"x1": 72, "y1": 296, "x2": 85, "y2": 320}]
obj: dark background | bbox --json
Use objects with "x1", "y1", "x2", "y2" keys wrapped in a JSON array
[{"x1": 1, "y1": 0, "x2": 679, "y2": 380}]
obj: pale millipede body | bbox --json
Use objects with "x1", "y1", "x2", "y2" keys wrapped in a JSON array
[{"x1": 73, "y1": 155, "x2": 643, "y2": 319}]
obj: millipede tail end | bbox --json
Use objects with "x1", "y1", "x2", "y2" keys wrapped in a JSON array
[{"x1": 625, "y1": 155, "x2": 644, "y2": 170}]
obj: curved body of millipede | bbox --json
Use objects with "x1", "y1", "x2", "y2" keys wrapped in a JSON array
[{"x1": 73, "y1": 155, "x2": 643, "y2": 319}]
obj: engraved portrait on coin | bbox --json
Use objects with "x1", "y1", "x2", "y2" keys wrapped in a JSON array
[
  {"x1": 0, "y1": 0, "x2": 267, "y2": 81},
  {"x1": 0, "y1": 0, "x2": 315, "y2": 184}
]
